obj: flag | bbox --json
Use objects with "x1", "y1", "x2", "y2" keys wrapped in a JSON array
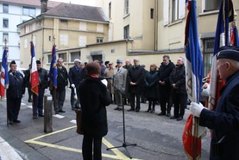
[
  {"x1": 0, "y1": 48, "x2": 9, "y2": 97},
  {"x1": 30, "y1": 41, "x2": 39, "y2": 95},
  {"x1": 183, "y1": 0, "x2": 204, "y2": 159},
  {"x1": 209, "y1": 0, "x2": 234, "y2": 110},
  {"x1": 230, "y1": 22, "x2": 239, "y2": 46},
  {"x1": 49, "y1": 45, "x2": 57, "y2": 88}
]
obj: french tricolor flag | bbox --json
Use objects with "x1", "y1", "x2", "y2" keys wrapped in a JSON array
[
  {"x1": 0, "y1": 47, "x2": 9, "y2": 97},
  {"x1": 30, "y1": 41, "x2": 39, "y2": 95}
]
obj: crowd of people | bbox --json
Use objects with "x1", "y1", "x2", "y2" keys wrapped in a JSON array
[{"x1": 6, "y1": 54, "x2": 189, "y2": 124}]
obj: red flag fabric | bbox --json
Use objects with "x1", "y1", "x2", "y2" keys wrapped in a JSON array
[
  {"x1": 183, "y1": 115, "x2": 201, "y2": 160},
  {"x1": 30, "y1": 42, "x2": 39, "y2": 95}
]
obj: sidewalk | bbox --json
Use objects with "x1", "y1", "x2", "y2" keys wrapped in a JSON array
[{"x1": 0, "y1": 136, "x2": 23, "y2": 160}]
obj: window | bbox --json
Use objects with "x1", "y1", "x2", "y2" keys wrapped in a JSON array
[
  {"x1": 96, "y1": 37, "x2": 103, "y2": 43},
  {"x1": 3, "y1": 19, "x2": 9, "y2": 28},
  {"x1": 58, "y1": 53, "x2": 67, "y2": 62},
  {"x1": 172, "y1": 0, "x2": 179, "y2": 22},
  {"x1": 97, "y1": 24, "x2": 104, "y2": 32},
  {"x1": 163, "y1": 0, "x2": 185, "y2": 25},
  {"x1": 23, "y1": 6, "x2": 36, "y2": 16},
  {"x1": 60, "y1": 34, "x2": 68, "y2": 46},
  {"x1": 203, "y1": 38, "x2": 214, "y2": 76},
  {"x1": 79, "y1": 36, "x2": 87, "y2": 47},
  {"x1": 3, "y1": 4, "x2": 9, "y2": 13},
  {"x1": 109, "y1": 2, "x2": 112, "y2": 19},
  {"x1": 48, "y1": 55, "x2": 52, "y2": 64},
  {"x1": 70, "y1": 52, "x2": 81, "y2": 62},
  {"x1": 124, "y1": 0, "x2": 129, "y2": 15},
  {"x1": 79, "y1": 22, "x2": 87, "y2": 31},
  {"x1": 2, "y1": 33, "x2": 8, "y2": 42},
  {"x1": 204, "y1": 0, "x2": 221, "y2": 12},
  {"x1": 124, "y1": 25, "x2": 129, "y2": 39},
  {"x1": 150, "y1": 8, "x2": 154, "y2": 19}
]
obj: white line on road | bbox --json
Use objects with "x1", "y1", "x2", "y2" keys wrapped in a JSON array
[
  {"x1": 70, "y1": 120, "x2": 76, "y2": 124},
  {"x1": 53, "y1": 114, "x2": 64, "y2": 119},
  {"x1": 0, "y1": 136, "x2": 23, "y2": 160}
]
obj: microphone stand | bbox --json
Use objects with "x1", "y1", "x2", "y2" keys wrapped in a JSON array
[{"x1": 107, "y1": 93, "x2": 137, "y2": 159}]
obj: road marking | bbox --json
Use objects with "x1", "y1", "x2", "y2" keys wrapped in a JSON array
[
  {"x1": 25, "y1": 126, "x2": 136, "y2": 160},
  {"x1": 70, "y1": 120, "x2": 76, "y2": 124},
  {"x1": 53, "y1": 114, "x2": 64, "y2": 119},
  {"x1": 21, "y1": 103, "x2": 26, "y2": 106},
  {"x1": 0, "y1": 136, "x2": 23, "y2": 160},
  {"x1": 27, "y1": 105, "x2": 32, "y2": 109}
]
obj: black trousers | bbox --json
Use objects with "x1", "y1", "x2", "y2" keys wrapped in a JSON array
[
  {"x1": 159, "y1": 87, "x2": 172, "y2": 114},
  {"x1": 32, "y1": 88, "x2": 45, "y2": 116},
  {"x1": 82, "y1": 135, "x2": 102, "y2": 160},
  {"x1": 172, "y1": 92, "x2": 187, "y2": 118},
  {"x1": 129, "y1": 92, "x2": 141, "y2": 110},
  {"x1": 7, "y1": 97, "x2": 21, "y2": 121}
]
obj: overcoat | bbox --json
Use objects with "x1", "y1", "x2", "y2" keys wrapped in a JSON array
[
  {"x1": 199, "y1": 71, "x2": 239, "y2": 160},
  {"x1": 78, "y1": 77, "x2": 111, "y2": 137}
]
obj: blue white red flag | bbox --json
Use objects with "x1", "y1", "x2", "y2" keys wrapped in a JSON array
[
  {"x1": 49, "y1": 45, "x2": 57, "y2": 88},
  {"x1": 183, "y1": 0, "x2": 203, "y2": 159},
  {"x1": 30, "y1": 41, "x2": 39, "y2": 95},
  {"x1": 209, "y1": 0, "x2": 234, "y2": 110},
  {"x1": 230, "y1": 23, "x2": 239, "y2": 46},
  {"x1": 0, "y1": 48, "x2": 9, "y2": 97}
]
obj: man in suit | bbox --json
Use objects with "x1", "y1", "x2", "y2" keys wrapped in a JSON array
[
  {"x1": 7, "y1": 60, "x2": 25, "y2": 124},
  {"x1": 32, "y1": 60, "x2": 48, "y2": 119},
  {"x1": 69, "y1": 59, "x2": 83, "y2": 110},
  {"x1": 113, "y1": 59, "x2": 128, "y2": 110},
  {"x1": 190, "y1": 47, "x2": 239, "y2": 159}
]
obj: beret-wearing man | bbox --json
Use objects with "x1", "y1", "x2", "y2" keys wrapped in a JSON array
[{"x1": 190, "y1": 47, "x2": 239, "y2": 160}]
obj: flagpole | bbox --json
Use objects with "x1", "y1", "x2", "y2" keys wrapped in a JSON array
[
  {"x1": 52, "y1": 35, "x2": 57, "y2": 114},
  {"x1": 4, "y1": 38, "x2": 9, "y2": 126}
]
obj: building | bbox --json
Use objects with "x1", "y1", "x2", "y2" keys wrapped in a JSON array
[
  {"x1": 158, "y1": 0, "x2": 239, "y2": 75},
  {"x1": 0, "y1": 0, "x2": 60, "y2": 66},
  {"x1": 18, "y1": 2, "x2": 109, "y2": 68}
]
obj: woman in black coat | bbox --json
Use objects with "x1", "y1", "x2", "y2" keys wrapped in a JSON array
[
  {"x1": 144, "y1": 64, "x2": 159, "y2": 112},
  {"x1": 78, "y1": 62, "x2": 111, "y2": 160}
]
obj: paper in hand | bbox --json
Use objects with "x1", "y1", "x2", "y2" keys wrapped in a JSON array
[{"x1": 101, "y1": 79, "x2": 108, "y2": 86}]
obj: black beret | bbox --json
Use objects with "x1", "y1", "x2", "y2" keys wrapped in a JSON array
[
  {"x1": 217, "y1": 46, "x2": 239, "y2": 61},
  {"x1": 10, "y1": 60, "x2": 16, "y2": 65},
  {"x1": 36, "y1": 60, "x2": 41, "y2": 64}
]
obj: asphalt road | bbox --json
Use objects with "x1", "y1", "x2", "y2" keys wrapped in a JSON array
[{"x1": 0, "y1": 89, "x2": 210, "y2": 160}]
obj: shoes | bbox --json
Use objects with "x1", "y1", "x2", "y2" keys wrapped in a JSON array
[
  {"x1": 38, "y1": 114, "x2": 44, "y2": 117},
  {"x1": 158, "y1": 112, "x2": 166, "y2": 116},
  {"x1": 33, "y1": 116, "x2": 38, "y2": 119},
  {"x1": 59, "y1": 110, "x2": 65, "y2": 113},
  {"x1": 177, "y1": 117, "x2": 183, "y2": 121},
  {"x1": 150, "y1": 110, "x2": 155, "y2": 113},
  {"x1": 13, "y1": 120, "x2": 21, "y2": 123},
  {"x1": 170, "y1": 116, "x2": 177, "y2": 119},
  {"x1": 8, "y1": 121, "x2": 13, "y2": 125},
  {"x1": 166, "y1": 113, "x2": 171, "y2": 117},
  {"x1": 135, "y1": 108, "x2": 140, "y2": 112},
  {"x1": 114, "y1": 107, "x2": 120, "y2": 110},
  {"x1": 127, "y1": 108, "x2": 134, "y2": 111}
]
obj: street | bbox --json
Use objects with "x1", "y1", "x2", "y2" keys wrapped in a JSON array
[{"x1": 0, "y1": 89, "x2": 210, "y2": 160}]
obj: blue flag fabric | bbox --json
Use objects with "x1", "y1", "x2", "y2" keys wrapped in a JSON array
[
  {"x1": 49, "y1": 45, "x2": 57, "y2": 88},
  {"x1": 185, "y1": 0, "x2": 204, "y2": 103},
  {"x1": 214, "y1": 0, "x2": 234, "y2": 55},
  {"x1": 2, "y1": 48, "x2": 9, "y2": 86}
]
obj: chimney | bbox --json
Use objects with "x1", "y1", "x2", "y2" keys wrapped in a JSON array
[{"x1": 41, "y1": 0, "x2": 48, "y2": 13}]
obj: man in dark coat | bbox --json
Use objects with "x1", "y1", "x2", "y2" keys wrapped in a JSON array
[
  {"x1": 190, "y1": 47, "x2": 239, "y2": 160},
  {"x1": 127, "y1": 58, "x2": 145, "y2": 112},
  {"x1": 55, "y1": 58, "x2": 68, "y2": 114},
  {"x1": 7, "y1": 60, "x2": 25, "y2": 124},
  {"x1": 158, "y1": 55, "x2": 175, "y2": 116},
  {"x1": 169, "y1": 57, "x2": 187, "y2": 121},
  {"x1": 78, "y1": 62, "x2": 111, "y2": 160},
  {"x1": 69, "y1": 59, "x2": 83, "y2": 110},
  {"x1": 32, "y1": 60, "x2": 48, "y2": 119}
]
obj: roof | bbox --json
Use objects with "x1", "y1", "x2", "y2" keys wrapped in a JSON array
[
  {"x1": 43, "y1": 3, "x2": 108, "y2": 22},
  {"x1": 0, "y1": 0, "x2": 61, "y2": 8}
]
